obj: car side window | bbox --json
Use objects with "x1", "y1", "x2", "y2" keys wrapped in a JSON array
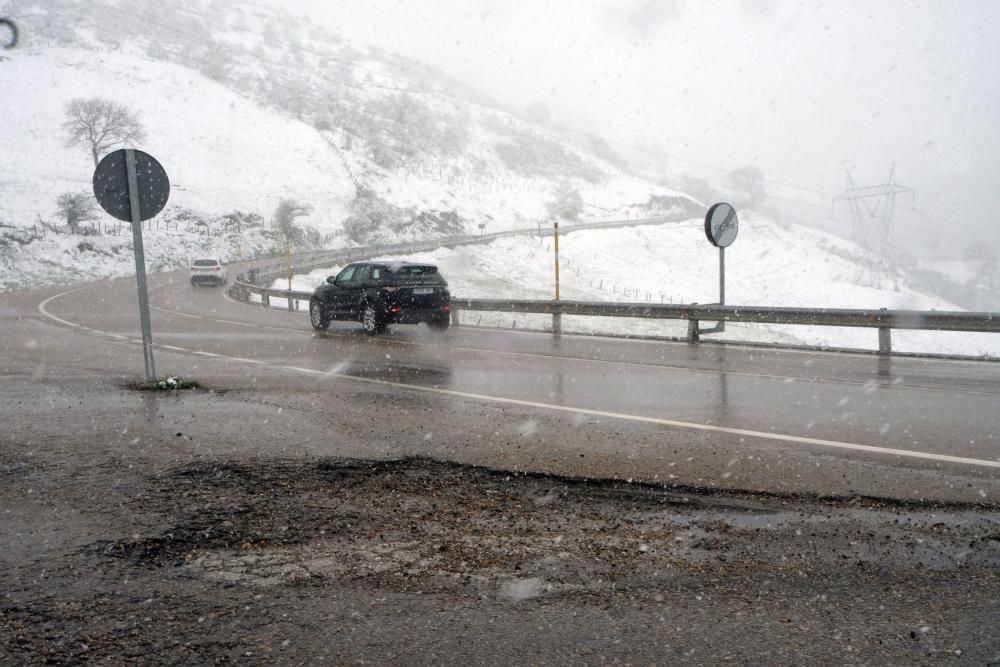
[
  {"x1": 354, "y1": 266, "x2": 371, "y2": 283},
  {"x1": 335, "y1": 266, "x2": 356, "y2": 283},
  {"x1": 370, "y1": 267, "x2": 382, "y2": 280}
]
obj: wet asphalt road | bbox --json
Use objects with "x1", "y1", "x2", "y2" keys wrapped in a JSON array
[
  {"x1": 3, "y1": 269, "x2": 1000, "y2": 664},
  {"x1": 3, "y1": 269, "x2": 1000, "y2": 502}
]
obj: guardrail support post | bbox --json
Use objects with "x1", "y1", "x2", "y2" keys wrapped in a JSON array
[
  {"x1": 261, "y1": 293, "x2": 270, "y2": 308},
  {"x1": 451, "y1": 309, "x2": 460, "y2": 328},
  {"x1": 687, "y1": 319, "x2": 700, "y2": 343},
  {"x1": 288, "y1": 297, "x2": 296, "y2": 312},
  {"x1": 553, "y1": 312, "x2": 562, "y2": 336},
  {"x1": 878, "y1": 327, "x2": 892, "y2": 355}
]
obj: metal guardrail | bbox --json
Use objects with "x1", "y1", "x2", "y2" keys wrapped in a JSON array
[
  {"x1": 451, "y1": 299, "x2": 1000, "y2": 331},
  {"x1": 232, "y1": 282, "x2": 1000, "y2": 356},
  {"x1": 449, "y1": 298, "x2": 1000, "y2": 353},
  {"x1": 228, "y1": 219, "x2": 1000, "y2": 357}
]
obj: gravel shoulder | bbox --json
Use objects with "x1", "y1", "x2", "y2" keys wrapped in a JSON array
[{"x1": 1, "y1": 379, "x2": 998, "y2": 665}]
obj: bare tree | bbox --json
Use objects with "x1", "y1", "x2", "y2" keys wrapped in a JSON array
[
  {"x1": 63, "y1": 97, "x2": 147, "y2": 168},
  {"x1": 56, "y1": 192, "x2": 98, "y2": 233},
  {"x1": 546, "y1": 182, "x2": 583, "y2": 222}
]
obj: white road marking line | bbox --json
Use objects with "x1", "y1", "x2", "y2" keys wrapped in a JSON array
[
  {"x1": 273, "y1": 362, "x2": 1000, "y2": 470},
  {"x1": 37, "y1": 288, "x2": 88, "y2": 328}
]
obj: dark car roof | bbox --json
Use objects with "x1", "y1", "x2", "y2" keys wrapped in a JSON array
[{"x1": 354, "y1": 261, "x2": 438, "y2": 269}]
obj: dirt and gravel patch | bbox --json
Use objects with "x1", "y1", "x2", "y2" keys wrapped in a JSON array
[{"x1": 3, "y1": 455, "x2": 999, "y2": 664}]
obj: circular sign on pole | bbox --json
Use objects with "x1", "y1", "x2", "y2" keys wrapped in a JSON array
[
  {"x1": 93, "y1": 149, "x2": 170, "y2": 222},
  {"x1": 705, "y1": 202, "x2": 739, "y2": 248},
  {"x1": 0, "y1": 18, "x2": 17, "y2": 49}
]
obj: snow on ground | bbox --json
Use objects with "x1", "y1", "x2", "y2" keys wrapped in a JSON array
[
  {"x1": 0, "y1": 48, "x2": 352, "y2": 231},
  {"x1": 276, "y1": 213, "x2": 1000, "y2": 357}
]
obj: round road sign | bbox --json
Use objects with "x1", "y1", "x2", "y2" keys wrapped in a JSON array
[
  {"x1": 0, "y1": 18, "x2": 17, "y2": 49},
  {"x1": 705, "y1": 202, "x2": 739, "y2": 248},
  {"x1": 92, "y1": 149, "x2": 170, "y2": 222}
]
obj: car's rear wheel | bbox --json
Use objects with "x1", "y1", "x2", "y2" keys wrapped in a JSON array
[
  {"x1": 309, "y1": 298, "x2": 330, "y2": 330},
  {"x1": 361, "y1": 303, "x2": 385, "y2": 335},
  {"x1": 427, "y1": 317, "x2": 450, "y2": 332}
]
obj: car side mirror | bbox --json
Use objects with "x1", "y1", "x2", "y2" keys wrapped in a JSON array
[{"x1": 327, "y1": 276, "x2": 337, "y2": 284}]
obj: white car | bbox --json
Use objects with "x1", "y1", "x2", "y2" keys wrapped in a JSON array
[{"x1": 189, "y1": 258, "x2": 228, "y2": 286}]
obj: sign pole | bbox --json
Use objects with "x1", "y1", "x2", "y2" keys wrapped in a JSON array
[
  {"x1": 554, "y1": 221, "x2": 560, "y2": 301},
  {"x1": 719, "y1": 246, "x2": 725, "y2": 305},
  {"x1": 553, "y1": 220, "x2": 562, "y2": 336},
  {"x1": 125, "y1": 149, "x2": 156, "y2": 382},
  {"x1": 239, "y1": 241, "x2": 246, "y2": 281},
  {"x1": 701, "y1": 202, "x2": 739, "y2": 339}
]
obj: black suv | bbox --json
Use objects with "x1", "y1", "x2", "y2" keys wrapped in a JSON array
[{"x1": 309, "y1": 262, "x2": 451, "y2": 334}]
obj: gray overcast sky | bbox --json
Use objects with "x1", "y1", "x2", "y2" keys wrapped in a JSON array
[{"x1": 294, "y1": 0, "x2": 1000, "y2": 241}]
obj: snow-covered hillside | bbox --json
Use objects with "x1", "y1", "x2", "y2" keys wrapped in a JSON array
[
  {"x1": 0, "y1": 23, "x2": 694, "y2": 287},
  {"x1": 0, "y1": 48, "x2": 353, "y2": 229},
  {"x1": 280, "y1": 214, "x2": 1000, "y2": 357}
]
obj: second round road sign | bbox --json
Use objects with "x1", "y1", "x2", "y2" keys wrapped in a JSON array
[{"x1": 705, "y1": 202, "x2": 739, "y2": 248}]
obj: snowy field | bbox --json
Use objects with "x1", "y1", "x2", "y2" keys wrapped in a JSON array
[{"x1": 273, "y1": 214, "x2": 1000, "y2": 358}]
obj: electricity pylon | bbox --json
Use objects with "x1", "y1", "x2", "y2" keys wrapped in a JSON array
[{"x1": 833, "y1": 164, "x2": 914, "y2": 287}]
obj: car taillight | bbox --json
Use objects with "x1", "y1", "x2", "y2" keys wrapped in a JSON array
[
  {"x1": 389, "y1": 305, "x2": 402, "y2": 314},
  {"x1": 441, "y1": 305, "x2": 451, "y2": 312}
]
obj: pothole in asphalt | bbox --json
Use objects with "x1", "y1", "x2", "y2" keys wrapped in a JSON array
[{"x1": 91, "y1": 457, "x2": 1000, "y2": 596}]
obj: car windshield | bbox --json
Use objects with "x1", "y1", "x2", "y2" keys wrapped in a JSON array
[
  {"x1": 2, "y1": 1, "x2": 998, "y2": 663},
  {"x1": 389, "y1": 265, "x2": 437, "y2": 276}
]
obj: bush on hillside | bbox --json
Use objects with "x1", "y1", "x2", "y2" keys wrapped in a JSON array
[
  {"x1": 342, "y1": 185, "x2": 467, "y2": 244},
  {"x1": 342, "y1": 186, "x2": 406, "y2": 244},
  {"x1": 273, "y1": 199, "x2": 313, "y2": 243},
  {"x1": 495, "y1": 135, "x2": 604, "y2": 184},
  {"x1": 55, "y1": 192, "x2": 99, "y2": 234},
  {"x1": 357, "y1": 94, "x2": 470, "y2": 168},
  {"x1": 546, "y1": 183, "x2": 583, "y2": 222}
]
